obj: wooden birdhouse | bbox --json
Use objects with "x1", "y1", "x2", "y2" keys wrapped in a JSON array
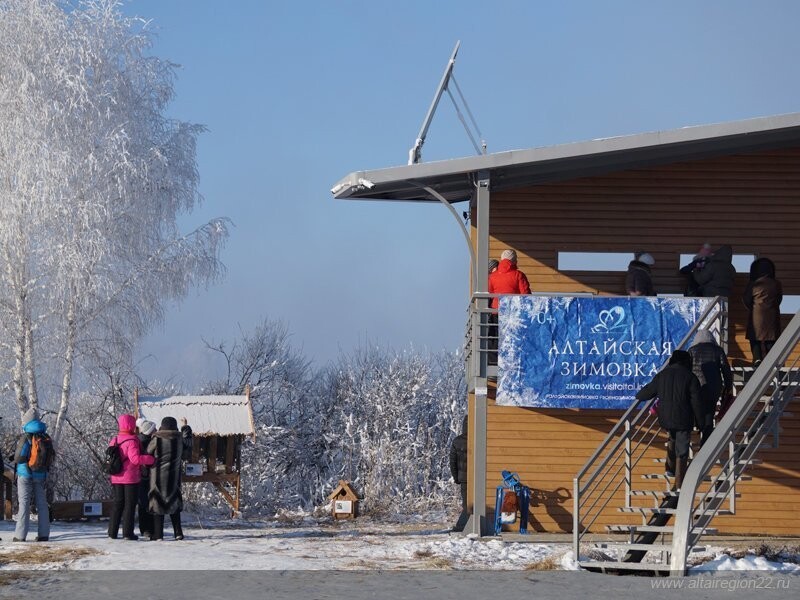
[{"x1": 327, "y1": 480, "x2": 359, "y2": 520}]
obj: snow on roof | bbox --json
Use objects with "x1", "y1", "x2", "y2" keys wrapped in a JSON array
[{"x1": 137, "y1": 394, "x2": 255, "y2": 437}]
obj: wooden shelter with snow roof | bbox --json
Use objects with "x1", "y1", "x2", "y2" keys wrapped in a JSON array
[{"x1": 135, "y1": 387, "x2": 255, "y2": 514}]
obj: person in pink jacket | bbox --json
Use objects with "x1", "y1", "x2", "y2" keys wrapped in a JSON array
[{"x1": 108, "y1": 414, "x2": 155, "y2": 540}]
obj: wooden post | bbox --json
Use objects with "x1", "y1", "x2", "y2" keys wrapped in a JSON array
[
  {"x1": 208, "y1": 437, "x2": 218, "y2": 474},
  {"x1": 133, "y1": 387, "x2": 139, "y2": 418},
  {"x1": 245, "y1": 384, "x2": 256, "y2": 442},
  {"x1": 225, "y1": 435, "x2": 235, "y2": 474},
  {"x1": 235, "y1": 473, "x2": 241, "y2": 514}
]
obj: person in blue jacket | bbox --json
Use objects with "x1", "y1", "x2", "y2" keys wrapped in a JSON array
[{"x1": 13, "y1": 407, "x2": 51, "y2": 542}]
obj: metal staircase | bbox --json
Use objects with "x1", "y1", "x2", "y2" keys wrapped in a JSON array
[{"x1": 574, "y1": 308, "x2": 800, "y2": 575}]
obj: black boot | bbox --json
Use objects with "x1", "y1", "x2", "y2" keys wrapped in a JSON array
[
  {"x1": 674, "y1": 456, "x2": 689, "y2": 492},
  {"x1": 665, "y1": 439, "x2": 676, "y2": 477}
]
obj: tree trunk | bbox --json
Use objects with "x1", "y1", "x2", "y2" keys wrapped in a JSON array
[
  {"x1": 24, "y1": 307, "x2": 39, "y2": 411},
  {"x1": 12, "y1": 286, "x2": 28, "y2": 421},
  {"x1": 54, "y1": 299, "x2": 77, "y2": 444}
]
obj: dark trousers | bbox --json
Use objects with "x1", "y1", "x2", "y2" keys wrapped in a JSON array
[
  {"x1": 137, "y1": 478, "x2": 153, "y2": 536},
  {"x1": 666, "y1": 430, "x2": 691, "y2": 490},
  {"x1": 152, "y1": 511, "x2": 183, "y2": 540},
  {"x1": 666, "y1": 429, "x2": 691, "y2": 468},
  {"x1": 750, "y1": 340, "x2": 775, "y2": 364},
  {"x1": 452, "y1": 483, "x2": 469, "y2": 532},
  {"x1": 108, "y1": 483, "x2": 138, "y2": 538},
  {"x1": 698, "y1": 386, "x2": 718, "y2": 448}
]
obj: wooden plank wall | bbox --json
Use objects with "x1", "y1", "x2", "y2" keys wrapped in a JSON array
[
  {"x1": 471, "y1": 388, "x2": 800, "y2": 535},
  {"x1": 469, "y1": 147, "x2": 800, "y2": 535}
]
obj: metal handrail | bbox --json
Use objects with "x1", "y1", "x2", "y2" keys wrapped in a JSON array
[
  {"x1": 670, "y1": 311, "x2": 800, "y2": 574},
  {"x1": 464, "y1": 292, "x2": 596, "y2": 384},
  {"x1": 572, "y1": 297, "x2": 727, "y2": 561}
]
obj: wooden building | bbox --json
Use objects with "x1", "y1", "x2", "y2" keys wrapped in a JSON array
[
  {"x1": 135, "y1": 388, "x2": 255, "y2": 514},
  {"x1": 333, "y1": 113, "x2": 800, "y2": 536}
]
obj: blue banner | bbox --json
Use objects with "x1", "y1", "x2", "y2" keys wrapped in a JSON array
[{"x1": 496, "y1": 296, "x2": 712, "y2": 409}]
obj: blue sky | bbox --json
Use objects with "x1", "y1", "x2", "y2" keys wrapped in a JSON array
[{"x1": 125, "y1": 0, "x2": 800, "y2": 387}]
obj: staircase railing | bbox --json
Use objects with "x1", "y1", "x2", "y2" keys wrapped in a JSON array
[
  {"x1": 572, "y1": 297, "x2": 728, "y2": 561},
  {"x1": 670, "y1": 310, "x2": 800, "y2": 574}
]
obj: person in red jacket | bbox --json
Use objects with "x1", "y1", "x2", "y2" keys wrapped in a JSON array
[
  {"x1": 108, "y1": 414, "x2": 155, "y2": 540},
  {"x1": 488, "y1": 249, "x2": 531, "y2": 309}
]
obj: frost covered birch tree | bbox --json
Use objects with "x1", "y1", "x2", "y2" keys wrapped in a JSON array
[{"x1": 0, "y1": 0, "x2": 228, "y2": 438}]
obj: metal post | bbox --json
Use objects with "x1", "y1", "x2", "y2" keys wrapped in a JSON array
[
  {"x1": 572, "y1": 477, "x2": 580, "y2": 560},
  {"x1": 728, "y1": 439, "x2": 736, "y2": 514},
  {"x1": 475, "y1": 171, "x2": 490, "y2": 296},
  {"x1": 624, "y1": 419, "x2": 632, "y2": 508},
  {"x1": 469, "y1": 386, "x2": 488, "y2": 536},
  {"x1": 467, "y1": 171, "x2": 490, "y2": 536},
  {"x1": 408, "y1": 41, "x2": 460, "y2": 165}
]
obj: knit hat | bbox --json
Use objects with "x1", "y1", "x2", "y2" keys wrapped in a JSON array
[
  {"x1": 139, "y1": 420, "x2": 157, "y2": 436},
  {"x1": 669, "y1": 350, "x2": 692, "y2": 368},
  {"x1": 160, "y1": 416, "x2": 178, "y2": 431},
  {"x1": 488, "y1": 259, "x2": 499, "y2": 273},
  {"x1": 692, "y1": 330, "x2": 715, "y2": 346},
  {"x1": 22, "y1": 407, "x2": 39, "y2": 424},
  {"x1": 500, "y1": 249, "x2": 517, "y2": 262},
  {"x1": 135, "y1": 417, "x2": 145, "y2": 431},
  {"x1": 638, "y1": 252, "x2": 655, "y2": 266}
]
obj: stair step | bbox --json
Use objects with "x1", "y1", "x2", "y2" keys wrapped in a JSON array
[
  {"x1": 594, "y1": 542, "x2": 707, "y2": 553},
  {"x1": 619, "y1": 506, "x2": 679, "y2": 515},
  {"x1": 651, "y1": 457, "x2": 762, "y2": 466},
  {"x1": 629, "y1": 490, "x2": 739, "y2": 499},
  {"x1": 605, "y1": 525, "x2": 717, "y2": 534},
  {"x1": 578, "y1": 560, "x2": 672, "y2": 573},
  {"x1": 619, "y1": 506, "x2": 734, "y2": 516},
  {"x1": 641, "y1": 473, "x2": 750, "y2": 483},
  {"x1": 641, "y1": 474, "x2": 712, "y2": 481}
]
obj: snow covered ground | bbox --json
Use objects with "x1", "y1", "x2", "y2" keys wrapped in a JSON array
[{"x1": 0, "y1": 516, "x2": 798, "y2": 573}]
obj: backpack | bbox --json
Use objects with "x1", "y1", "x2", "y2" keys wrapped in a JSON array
[
  {"x1": 28, "y1": 433, "x2": 55, "y2": 471},
  {"x1": 102, "y1": 438, "x2": 131, "y2": 475}
]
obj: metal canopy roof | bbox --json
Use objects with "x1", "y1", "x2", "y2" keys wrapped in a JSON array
[{"x1": 331, "y1": 112, "x2": 800, "y2": 204}]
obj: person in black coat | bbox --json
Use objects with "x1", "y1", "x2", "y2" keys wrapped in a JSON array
[
  {"x1": 692, "y1": 244, "x2": 736, "y2": 298},
  {"x1": 449, "y1": 416, "x2": 468, "y2": 532},
  {"x1": 679, "y1": 243, "x2": 713, "y2": 296},
  {"x1": 625, "y1": 252, "x2": 656, "y2": 296},
  {"x1": 146, "y1": 416, "x2": 193, "y2": 540},
  {"x1": 636, "y1": 350, "x2": 703, "y2": 490},
  {"x1": 135, "y1": 419, "x2": 157, "y2": 538},
  {"x1": 688, "y1": 330, "x2": 733, "y2": 447}
]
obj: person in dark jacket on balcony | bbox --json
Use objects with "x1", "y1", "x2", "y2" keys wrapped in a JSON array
[
  {"x1": 449, "y1": 416, "x2": 469, "y2": 532},
  {"x1": 744, "y1": 257, "x2": 783, "y2": 365},
  {"x1": 679, "y1": 243, "x2": 713, "y2": 297},
  {"x1": 688, "y1": 330, "x2": 733, "y2": 447},
  {"x1": 692, "y1": 244, "x2": 736, "y2": 298},
  {"x1": 625, "y1": 252, "x2": 655, "y2": 296},
  {"x1": 636, "y1": 350, "x2": 703, "y2": 490},
  {"x1": 488, "y1": 250, "x2": 531, "y2": 309}
]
